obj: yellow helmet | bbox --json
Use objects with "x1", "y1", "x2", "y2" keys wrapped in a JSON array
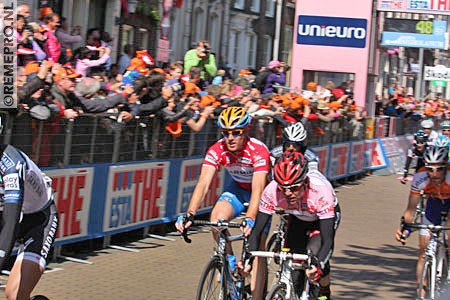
[{"x1": 217, "y1": 107, "x2": 251, "y2": 129}]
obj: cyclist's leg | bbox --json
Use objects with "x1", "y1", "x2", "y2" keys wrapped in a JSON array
[
  {"x1": 248, "y1": 212, "x2": 272, "y2": 299},
  {"x1": 6, "y1": 259, "x2": 44, "y2": 300},
  {"x1": 6, "y1": 203, "x2": 58, "y2": 300},
  {"x1": 285, "y1": 216, "x2": 310, "y2": 297},
  {"x1": 417, "y1": 217, "x2": 432, "y2": 297}
]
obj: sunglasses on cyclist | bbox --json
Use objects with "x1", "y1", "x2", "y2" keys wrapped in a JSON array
[
  {"x1": 221, "y1": 129, "x2": 244, "y2": 138},
  {"x1": 277, "y1": 183, "x2": 303, "y2": 193},
  {"x1": 425, "y1": 166, "x2": 447, "y2": 173},
  {"x1": 442, "y1": 129, "x2": 450, "y2": 132}
]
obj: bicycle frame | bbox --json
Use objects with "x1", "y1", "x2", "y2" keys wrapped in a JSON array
[
  {"x1": 404, "y1": 214, "x2": 450, "y2": 300},
  {"x1": 183, "y1": 219, "x2": 250, "y2": 300},
  {"x1": 252, "y1": 250, "x2": 312, "y2": 300}
]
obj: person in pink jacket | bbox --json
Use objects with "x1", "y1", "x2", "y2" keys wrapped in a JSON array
[
  {"x1": 42, "y1": 13, "x2": 61, "y2": 63},
  {"x1": 74, "y1": 46, "x2": 111, "y2": 78}
]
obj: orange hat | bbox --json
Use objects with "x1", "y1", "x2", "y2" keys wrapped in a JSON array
[
  {"x1": 184, "y1": 82, "x2": 201, "y2": 95},
  {"x1": 165, "y1": 120, "x2": 182, "y2": 137},
  {"x1": 39, "y1": 7, "x2": 53, "y2": 20},
  {"x1": 239, "y1": 69, "x2": 252, "y2": 76},
  {"x1": 306, "y1": 82, "x2": 317, "y2": 91},
  {"x1": 328, "y1": 101, "x2": 342, "y2": 110},
  {"x1": 25, "y1": 62, "x2": 40, "y2": 75},
  {"x1": 53, "y1": 66, "x2": 81, "y2": 82}
]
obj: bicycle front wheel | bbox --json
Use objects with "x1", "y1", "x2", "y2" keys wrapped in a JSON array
[
  {"x1": 419, "y1": 258, "x2": 436, "y2": 300},
  {"x1": 266, "y1": 282, "x2": 291, "y2": 300},
  {"x1": 196, "y1": 256, "x2": 228, "y2": 300}
]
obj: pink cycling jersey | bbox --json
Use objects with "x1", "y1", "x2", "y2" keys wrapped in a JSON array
[
  {"x1": 259, "y1": 173, "x2": 337, "y2": 222},
  {"x1": 203, "y1": 137, "x2": 270, "y2": 190}
]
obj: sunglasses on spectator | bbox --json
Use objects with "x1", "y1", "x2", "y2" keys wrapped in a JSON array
[
  {"x1": 277, "y1": 183, "x2": 303, "y2": 193},
  {"x1": 425, "y1": 166, "x2": 447, "y2": 173},
  {"x1": 221, "y1": 129, "x2": 244, "y2": 138}
]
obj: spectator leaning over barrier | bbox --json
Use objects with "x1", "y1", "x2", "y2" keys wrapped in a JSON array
[
  {"x1": 74, "y1": 46, "x2": 111, "y2": 78},
  {"x1": 0, "y1": 117, "x2": 58, "y2": 300},
  {"x1": 183, "y1": 40, "x2": 217, "y2": 85},
  {"x1": 51, "y1": 65, "x2": 82, "y2": 119}
]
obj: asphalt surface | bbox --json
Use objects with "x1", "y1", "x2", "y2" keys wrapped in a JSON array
[{"x1": 6, "y1": 173, "x2": 418, "y2": 299}]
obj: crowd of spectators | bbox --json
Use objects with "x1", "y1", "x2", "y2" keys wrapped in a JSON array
[
  {"x1": 13, "y1": 5, "x2": 370, "y2": 166},
  {"x1": 376, "y1": 83, "x2": 450, "y2": 125}
]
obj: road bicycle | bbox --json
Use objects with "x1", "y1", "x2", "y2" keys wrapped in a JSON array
[
  {"x1": 252, "y1": 249, "x2": 314, "y2": 300},
  {"x1": 403, "y1": 213, "x2": 450, "y2": 300},
  {"x1": 265, "y1": 209, "x2": 289, "y2": 274},
  {"x1": 182, "y1": 219, "x2": 252, "y2": 300}
]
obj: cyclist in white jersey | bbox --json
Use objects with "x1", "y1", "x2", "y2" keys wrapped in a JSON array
[{"x1": 0, "y1": 118, "x2": 57, "y2": 300}]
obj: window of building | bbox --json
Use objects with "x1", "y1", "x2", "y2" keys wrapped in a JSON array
[
  {"x1": 121, "y1": 25, "x2": 135, "y2": 53},
  {"x1": 250, "y1": 0, "x2": 260, "y2": 13},
  {"x1": 262, "y1": 35, "x2": 272, "y2": 64},
  {"x1": 281, "y1": 26, "x2": 293, "y2": 63},
  {"x1": 234, "y1": 0, "x2": 245, "y2": 9},
  {"x1": 233, "y1": 31, "x2": 241, "y2": 65},
  {"x1": 208, "y1": 14, "x2": 219, "y2": 52},
  {"x1": 266, "y1": 0, "x2": 275, "y2": 17},
  {"x1": 194, "y1": 8, "x2": 205, "y2": 43},
  {"x1": 139, "y1": 28, "x2": 149, "y2": 50},
  {"x1": 248, "y1": 34, "x2": 257, "y2": 68}
]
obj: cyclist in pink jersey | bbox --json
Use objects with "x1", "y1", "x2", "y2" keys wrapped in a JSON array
[
  {"x1": 176, "y1": 106, "x2": 270, "y2": 299},
  {"x1": 250, "y1": 152, "x2": 340, "y2": 300}
]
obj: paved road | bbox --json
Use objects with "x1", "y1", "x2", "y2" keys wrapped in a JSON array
[{"x1": 17, "y1": 174, "x2": 418, "y2": 299}]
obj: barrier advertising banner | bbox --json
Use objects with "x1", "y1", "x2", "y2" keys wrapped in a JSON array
[
  {"x1": 365, "y1": 139, "x2": 389, "y2": 170},
  {"x1": 45, "y1": 167, "x2": 94, "y2": 243},
  {"x1": 103, "y1": 162, "x2": 170, "y2": 233},
  {"x1": 310, "y1": 145, "x2": 330, "y2": 175},
  {"x1": 349, "y1": 141, "x2": 365, "y2": 175},
  {"x1": 328, "y1": 143, "x2": 350, "y2": 180},
  {"x1": 176, "y1": 158, "x2": 225, "y2": 215}
]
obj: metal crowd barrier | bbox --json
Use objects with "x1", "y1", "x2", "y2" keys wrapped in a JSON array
[{"x1": 0, "y1": 111, "x2": 420, "y2": 168}]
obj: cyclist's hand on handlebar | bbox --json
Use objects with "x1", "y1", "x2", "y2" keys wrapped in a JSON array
[
  {"x1": 306, "y1": 265, "x2": 322, "y2": 283},
  {"x1": 175, "y1": 213, "x2": 194, "y2": 233},
  {"x1": 241, "y1": 218, "x2": 255, "y2": 237},
  {"x1": 400, "y1": 177, "x2": 408, "y2": 184},
  {"x1": 395, "y1": 227, "x2": 410, "y2": 244}
]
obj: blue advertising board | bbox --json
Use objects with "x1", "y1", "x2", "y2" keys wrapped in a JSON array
[
  {"x1": 297, "y1": 15, "x2": 367, "y2": 48},
  {"x1": 381, "y1": 20, "x2": 447, "y2": 49}
]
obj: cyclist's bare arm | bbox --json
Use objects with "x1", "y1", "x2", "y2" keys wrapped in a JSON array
[
  {"x1": 187, "y1": 165, "x2": 217, "y2": 215},
  {"x1": 395, "y1": 192, "x2": 421, "y2": 243}
]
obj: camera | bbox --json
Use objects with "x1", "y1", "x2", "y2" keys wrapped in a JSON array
[
  {"x1": 202, "y1": 47, "x2": 210, "y2": 55},
  {"x1": 171, "y1": 82, "x2": 185, "y2": 97},
  {"x1": 23, "y1": 25, "x2": 34, "y2": 41}
]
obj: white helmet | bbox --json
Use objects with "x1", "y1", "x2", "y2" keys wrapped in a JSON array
[
  {"x1": 424, "y1": 146, "x2": 448, "y2": 164},
  {"x1": 421, "y1": 119, "x2": 434, "y2": 129},
  {"x1": 282, "y1": 122, "x2": 307, "y2": 143}
]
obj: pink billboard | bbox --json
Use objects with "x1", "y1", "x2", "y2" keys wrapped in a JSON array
[{"x1": 291, "y1": 0, "x2": 374, "y2": 107}]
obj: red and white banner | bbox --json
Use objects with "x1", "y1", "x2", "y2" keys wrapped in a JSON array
[
  {"x1": 328, "y1": 143, "x2": 350, "y2": 180},
  {"x1": 103, "y1": 162, "x2": 170, "y2": 232},
  {"x1": 46, "y1": 168, "x2": 94, "y2": 241},
  {"x1": 176, "y1": 159, "x2": 225, "y2": 214}
]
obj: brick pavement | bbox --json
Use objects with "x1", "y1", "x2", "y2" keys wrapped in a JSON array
[{"x1": 21, "y1": 174, "x2": 418, "y2": 299}]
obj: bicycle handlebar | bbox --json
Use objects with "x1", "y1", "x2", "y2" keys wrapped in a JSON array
[
  {"x1": 181, "y1": 219, "x2": 244, "y2": 243},
  {"x1": 251, "y1": 251, "x2": 309, "y2": 261},
  {"x1": 403, "y1": 222, "x2": 450, "y2": 232}
]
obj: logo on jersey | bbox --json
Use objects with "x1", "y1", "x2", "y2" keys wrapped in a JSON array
[
  {"x1": 0, "y1": 154, "x2": 14, "y2": 172},
  {"x1": 3, "y1": 173, "x2": 19, "y2": 190}
]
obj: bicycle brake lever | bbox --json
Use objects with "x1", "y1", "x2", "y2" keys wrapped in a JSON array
[{"x1": 181, "y1": 229, "x2": 192, "y2": 243}]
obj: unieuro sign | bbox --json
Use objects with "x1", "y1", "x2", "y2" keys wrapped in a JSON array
[{"x1": 297, "y1": 15, "x2": 367, "y2": 48}]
